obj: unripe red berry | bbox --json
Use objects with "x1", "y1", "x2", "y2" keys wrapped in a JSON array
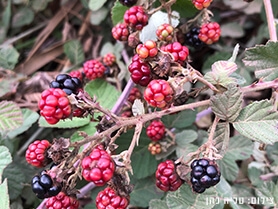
[
  {"x1": 96, "y1": 187, "x2": 129, "y2": 209},
  {"x1": 192, "y1": 0, "x2": 213, "y2": 10},
  {"x1": 46, "y1": 192, "x2": 79, "y2": 209},
  {"x1": 148, "y1": 142, "x2": 162, "y2": 155},
  {"x1": 136, "y1": 40, "x2": 158, "y2": 59},
  {"x1": 156, "y1": 23, "x2": 174, "y2": 42},
  {"x1": 83, "y1": 59, "x2": 106, "y2": 80},
  {"x1": 146, "y1": 120, "x2": 165, "y2": 141},
  {"x1": 144, "y1": 79, "x2": 174, "y2": 108},
  {"x1": 112, "y1": 23, "x2": 130, "y2": 41},
  {"x1": 81, "y1": 145, "x2": 115, "y2": 186},
  {"x1": 198, "y1": 22, "x2": 221, "y2": 45},
  {"x1": 160, "y1": 42, "x2": 189, "y2": 62},
  {"x1": 25, "y1": 140, "x2": 51, "y2": 167},
  {"x1": 103, "y1": 53, "x2": 116, "y2": 66},
  {"x1": 128, "y1": 87, "x2": 142, "y2": 104},
  {"x1": 124, "y1": 6, "x2": 148, "y2": 30}
]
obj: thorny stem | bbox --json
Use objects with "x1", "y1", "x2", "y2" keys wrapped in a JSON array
[
  {"x1": 263, "y1": 0, "x2": 277, "y2": 41},
  {"x1": 241, "y1": 79, "x2": 278, "y2": 93},
  {"x1": 204, "y1": 116, "x2": 220, "y2": 159}
]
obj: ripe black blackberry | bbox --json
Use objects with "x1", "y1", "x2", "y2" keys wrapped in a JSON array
[
  {"x1": 31, "y1": 171, "x2": 61, "y2": 199},
  {"x1": 184, "y1": 27, "x2": 205, "y2": 49},
  {"x1": 119, "y1": 0, "x2": 137, "y2": 7},
  {"x1": 190, "y1": 158, "x2": 221, "y2": 193},
  {"x1": 50, "y1": 74, "x2": 82, "y2": 95}
]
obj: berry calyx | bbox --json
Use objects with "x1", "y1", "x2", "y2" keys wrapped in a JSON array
[
  {"x1": 156, "y1": 23, "x2": 174, "y2": 42},
  {"x1": 128, "y1": 54, "x2": 152, "y2": 86},
  {"x1": 83, "y1": 59, "x2": 106, "y2": 80},
  {"x1": 31, "y1": 172, "x2": 61, "y2": 199},
  {"x1": 50, "y1": 74, "x2": 82, "y2": 95},
  {"x1": 96, "y1": 187, "x2": 129, "y2": 209},
  {"x1": 38, "y1": 88, "x2": 72, "y2": 125},
  {"x1": 103, "y1": 53, "x2": 116, "y2": 66},
  {"x1": 25, "y1": 140, "x2": 51, "y2": 167},
  {"x1": 136, "y1": 40, "x2": 158, "y2": 59},
  {"x1": 144, "y1": 79, "x2": 174, "y2": 108},
  {"x1": 46, "y1": 192, "x2": 79, "y2": 209},
  {"x1": 146, "y1": 120, "x2": 165, "y2": 141},
  {"x1": 184, "y1": 27, "x2": 205, "y2": 49},
  {"x1": 148, "y1": 142, "x2": 162, "y2": 155},
  {"x1": 198, "y1": 22, "x2": 221, "y2": 45},
  {"x1": 160, "y1": 42, "x2": 189, "y2": 63},
  {"x1": 112, "y1": 23, "x2": 130, "y2": 41},
  {"x1": 124, "y1": 6, "x2": 148, "y2": 31},
  {"x1": 192, "y1": 0, "x2": 213, "y2": 10},
  {"x1": 81, "y1": 145, "x2": 115, "y2": 186},
  {"x1": 155, "y1": 160, "x2": 183, "y2": 192},
  {"x1": 190, "y1": 158, "x2": 221, "y2": 193}
]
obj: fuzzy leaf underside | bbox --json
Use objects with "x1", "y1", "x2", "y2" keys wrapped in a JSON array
[
  {"x1": 233, "y1": 100, "x2": 278, "y2": 144},
  {"x1": 0, "y1": 101, "x2": 23, "y2": 134},
  {"x1": 210, "y1": 85, "x2": 243, "y2": 122},
  {"x1": 243, "y1": 41, "x2": 278, "y2": 81}
]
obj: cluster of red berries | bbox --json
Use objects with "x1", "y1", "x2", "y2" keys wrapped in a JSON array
[
  {"x1": 192, "y1": 0, "x2": 213, "y2": 10},
  {"x1": 146, "y1": 120, "x2": 165, "y2": 155},
  {"x1": 190, "y1": 158, "x2": 221, "y2": 193},
  {"x1": 46, "y1": 192, "x2": 79, "y2": 209}
]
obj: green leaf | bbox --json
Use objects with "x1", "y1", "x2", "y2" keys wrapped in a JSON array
[
  {"x1": 175, "y1": 130, "x2": 198, "y2": 146},
  {"x1": 0, "y1": 45, "x2": 19, "y2": 69},
  {"x1": 162, "y1": 109, "x2": 196, "y2": 129},
  {"x1": 210, "y1": 85, "x2": 243, "y2": 122},
  {"x1": 12, "y1": 7, "x2": 34, "y2": 28},
  {"x1": 243, "y1": 41, "x2": 278, "y2": 81},
  {"x1": 233, "y1": 100, "x2": 278, "y2": 144},
  {"x1": 0, "y1": 179, "x2": 10, "y2": 209},
  {"x1": 64, "y1": 40, "x2": 85, "y2": 65},
  {"x1": 89, "y1": 0, "x2": 107, "y2": 11},
  {"x1": 0, "y1": 146, "x2": 12, "y2": 182},
  {"x1": 111, "y1": 1, "x2": 128, "y2": 25},
  {"x1": 130, "y1": 177, "x2": 164, "y2": 207},
  {"x1": 3, "y1": 163, "x2": 25, "y2": 201},
  {"x1": 171, "y1": 0, "x2": 197, "y2": 18},
  {"x1": 7, "y1": 108, "x2": 39, "y2": 139},
  {"x1": 85, "y1": 79, "x2": 121, "y2": 110},
  {"x1": 149, "y1": 199, "x2": 168, "y2": 209},
  {"x1": 70, "y1": 121, "x2": 97, "y2": 143},
  {"x1": 90, "y1": 7, "x2": 108, "y2": 25},
  {"x1": 31, "y1": 0, "x2": 52, "y2": 12},
  {"x1": 39, "y1": 116, "x2": 91, "y2": 128},
  {"x1": 219, "y1": 135, "x2": 253, "y2": 181},
  {"x1": 2, "y1": 0, "x2": 11, "y2": 29},
  {"x1": 254, "y1": 181, "x2": 278, "y2": 207},
  {"x1": 0, "y1": 101, "x2": 23, "y2": 135},
  {"x1": 214, "y1": 122, "x2": 230, "y2": 155}
]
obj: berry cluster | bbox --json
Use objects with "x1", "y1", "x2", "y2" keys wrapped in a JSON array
[
  {"x1": 123, "y1": 6, "x2": 148, "y2": 31},
  {"x1": 155, "y1": 160, "x2": 183, "y2": 192},
  {"x1": 31, "y1": 171, "x2": 61, "y2": 199},
  {"x1": 38, "y1": 88, "x2": 72, "y2": 124},
  {"x1": 192, "y1": 0, "x2": 213, "y2": 10},
  {"x1": 81, "y1": 145, "x2": 115, "y2": 186},
  {"x1": 136, "y1": 40, "x2": 158, "y2": 59},
  {"x1": 156, "y1": 23, "x2": 174, "y2": 42},
  {"x1": 96, "y1": 187, "x2": 129, "y2": 209},
  {"x1": 146, "y1": 120, "x2": 165, "y2": 141},
  {"x1": 50, "y1": 74, "x2": 82, "y2": 95},
  {"x1": 112, "y1": 23, "x2": 130, "y2": 41},
  {"x1": 144, "y1": 79, "x2": 174, "y2": 109},
  {"x1": 46, "y1": 192, "x2": 79, "y2": 209},
  {"x1": 25, "y1": 140, "x2": 51, "y2": 167},
  {"x1": 190, "y1": 158, "x2": 221, "y2": 193},
  {"x1": 103, "y1": 53, "x2": 116, "y2": 67},
  {"x1": 148, "y1": 142, "x2": 162, "y2": 155},
  {"x1": 160, "y1": 42, "x2": 189, "y2": 63}
]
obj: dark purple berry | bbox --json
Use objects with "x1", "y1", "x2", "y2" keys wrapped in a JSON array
[
  {"x1": 32, "y1": 182, "x2": 45, "y2": 196},
  {"x1": 206, "y1": 165, "x2": 218, "y2": 178},
  {"x1": 56, "y1": 74, "x2": 71, "y2": 82},
  {"x1": 119, "y1": 0, "x2": 137, "y2": 7},
  {"x1": 48, "y1": 185, "x2": 61, "y2": 196},
  {"x1": 40, "y1": 174, "x2": 53, "y2": 189},
  {"x1": 50, "y1": 74, "x2": 82, "y2": 95},
  {"x1": 184, "y1": 27, "x2": 205, "y2": 49}
]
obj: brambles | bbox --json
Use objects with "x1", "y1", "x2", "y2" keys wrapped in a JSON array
[
  {"x1": 50, "y1": 74, "x2": 82, "y2": 95},
  {"x1": 155, "y1": 160, "x2": 183, "y2": 192},
  {"x1": 96, "y1": 187, "x2": 129, "y2": 209},
  {"x1": 124, "y1": 6, "x2": 148, "y2": 30},
  {"x1": 128, "y1": 54, "x2": 152, "y2": 86},
  {"x1": 38, "y1": 88, "x2": 72, "y2": 124},
  {"x1": 198, "y1": 22, "x2": 221, "y2": 45},
  {"x1": 25, "y1": 140, "x2": 51, "y2": 167},
  {"x1": 144, "y1": 79, "x2": 174, "y2": 108},
  {"x1": 192, "y1": 0, "x2": 213, "y2": 10},
  {"x1": 112, "y1": 23, "x2": 130, "y2": 41},
  {"x1": 31, "y1": 172, "x2": 61, "y2": 199},
  {"x1": 46, "y1": 192, "x2": 79, "y2": 209},
  {"x1": 83, "y1": 59, "x2": 106, "y2": 80},
  {"x1": 81, "y1": 145, "x2": 115, "y2": 186},
  {"x1": 146, "y1": 120, "x2": 165, "y2": 141},
  {"x1": 190, "y1": 159, "x2": 221, "y2": 193}
]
